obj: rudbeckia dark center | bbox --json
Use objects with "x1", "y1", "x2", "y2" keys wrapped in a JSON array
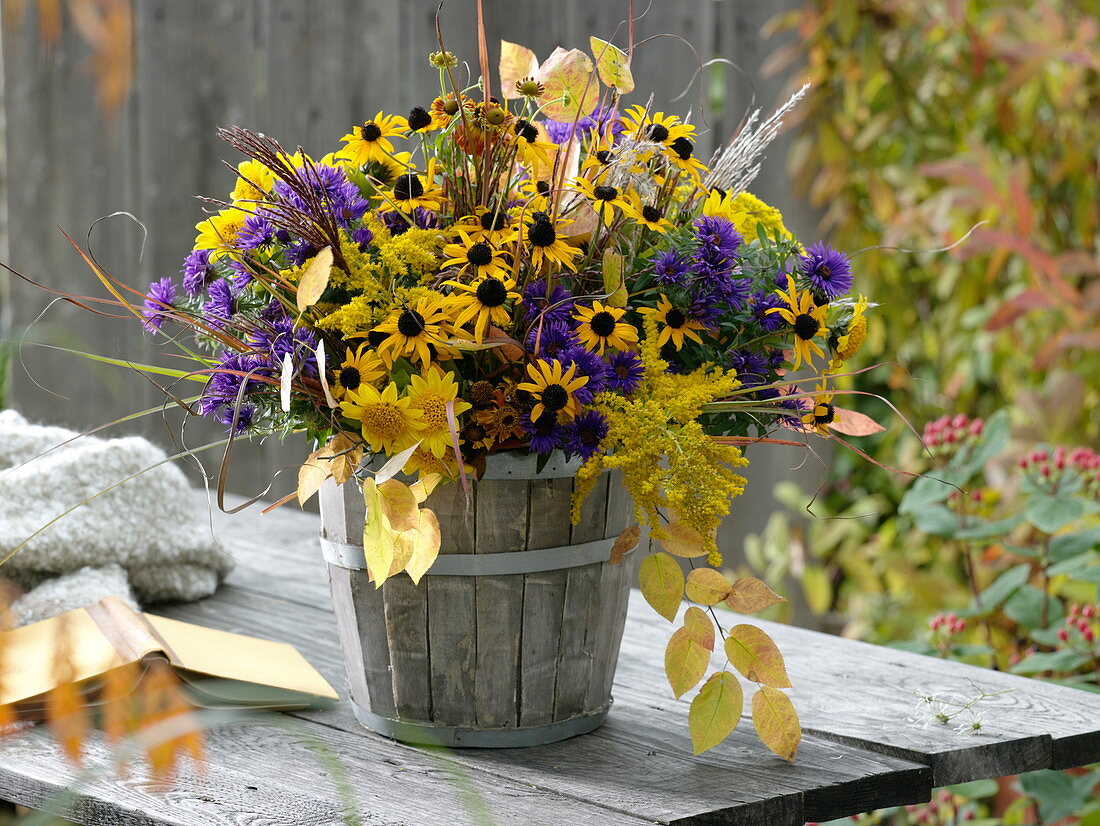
[
  {"x1": 469, "y1": 380, "x2": 494, "y2": 409},
  {"x1": 408, "y1": 107, "x2": 433, "y2": 131},
  {"x1": 595, "y1": 150, "x2": 611, "y2": 164},
  {"x1": 475, "y1": 276, "x2": 508, "y2": 306},
  {"x1": 397, "y1": 309, "x2": 427, "y2": 337},
  {"x1": 647, "y1": 123, "x2": 670, "y2": 142},
  {"x1": 466, "y1": 243, "x2": 494, "y2": 267},
  {"x1": 793, "y1": 313, "x2": 820, "y2": 340},
  {"x1": 642, "y1": 205, "x2": 662, "y2": 222},
  {"x1": 590, "y1": 311, "x2": 617, "y2": 336},
  {"x1": 542, "y1": 384, "x2": 569, "y2": 412},
  {"x1": 814, "y1": 403, "x2": 835, "y2": 424},
  {"x1": 360, "y1": 122, "x2": 382, "y2": 141},
  {"x1": 367, "y1": 330, "x2": 389, "y2": 347},
  {"x1": 665, "y1": 308, "x2": 687, "y2": 329},
  {"x1": 670, "y1": 137, "x2": 694, "y2": 160},
  {"x1": 528, "y1": 220, "x2": 557, "y2": 247},
  {"x1": 593, "y1": 185, "x2": 618, "y2": 201},
  {"x1": 499, "y1": 410, "x2": 517, "y2": 427},
  {"x1": 393, "y1": 174, "x2": 424, "y2": 201},
  {"x1": 480, "y1": 209, "x2": 508, "y2": 231},
  {"x1": 514, "y1": 119, "x2": 539, "y2": 142},
  {"x1": 536, "y1": 180, "x2": 550, "y2": 195},
  {"x1": 339, "y1": 366, "x2": 361, "y2": 390}
]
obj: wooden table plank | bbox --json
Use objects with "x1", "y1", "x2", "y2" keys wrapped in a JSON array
[{"x1": 211, "y1": 497, "x2": 1100, "y2": 787}]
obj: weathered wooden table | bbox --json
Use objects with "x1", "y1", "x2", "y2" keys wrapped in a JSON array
[{"x1": 3, "y1": 497, "x2": 1099, "y2": 825}]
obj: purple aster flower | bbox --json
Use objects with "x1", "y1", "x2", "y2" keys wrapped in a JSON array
[
  {"x1": 798, "y1": 242, "x2": 853, "y2": 300},
  {"x1": 203, "y1": 279, "x2": 237, "y2": 329},
  {"x1": 693, "y1": 216, "x2": 742, "y2": 263},
  {"x1": 252, "y1": 314, "x2": 320, "y2": 377},
  {"x1": 235, "y1": 215, "x2": 276, "y2": 252},
  {"x1": 522, "y1": 278, "x2": 575, "y2": 324},
  {"x1": 227, "y1": 256, "x2": 255, "y2": 290},
  {"x1": 542, "y1": 104, "x2": 622, "y2": 145},
  {"x1": 565, "y1": 410, "x2": 609, "y2": 461},
  {"x1": 201, "y1": 352, "x2": 271, "y2": 420},
  {"x1": 652, "y1": 249, "x2": 689, "y2": 287},
  {"x1": 351, "y1": 226, "x2": 374, "y2": 250},
  {"x1": 523, "y1": 410, "x2": 567, "y2": 455},
  {"x1": 274, "y1": 164, "x2": 367, "y2": 226},
  {"x1": 525, "y1": 321, "x2": 580, "y2": 360},
  {"x1": 141, "y1": 277, "x2": 176, "y2": 334},
  {"x1": 727, "y1": 348, "x2": 770, "y2": 386},
  {"x1": 766, "y1": 347, "x2": 786, "y2": 369},
  {"x1": 774, "y1": 270, "x2": 793, "y2": 291},
  {"x1": 750, "y1": 290, "x2": 785, "y2": 333},
  {"x1": 605, "y1": 350, "x2": 644, "y2": 394},
  {"x1": 181, "y1": 249, "x2": 217, "y2": 295},
  {"x1": 687, "y1": 294, "x2": 723, "y2": 329},
  {"x1": 215, "y1": 403, "x2": 255, "y2": 434},
  {"x1": 560, "y1": 345, "x2": 609, "y2": 403},
  {"x1": 777, "y1": 390, "x2": 808, "y2": 427},
  {"x1": 284, "y1": 239, "x2": 318, "y2": 267},
  {"x1": 380, "y1": 208, "x2": 439, "y2": 236}
]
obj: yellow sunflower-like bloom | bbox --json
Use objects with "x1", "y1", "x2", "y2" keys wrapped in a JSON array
[
  {"x1": 429, "y1": 93, "x2": 472, "y2": 129},
  {"x1": 511, "y1": 119, "x2": 556, "y2": 169},
  {"x1": 442, "y1": 231, "x2": 510, "y2": 280},
  {"x1": 388, "y1": 158, "x2": 444, "y2": 213},
  {"x1": 621, "y1": 191, "x2": 674, "y2": 234},
  {"x1": 475, "y1": 389, "x2": 526, "y2": 446},
  {"x1": 194, "y1": 206, "x2": 250, "y2": 259},
  {"x1": 338, "y1": 112, "x2": 408, "y2": 166},
  {"x1": 638, "y1": 295, "x2": 706, "y2": 350},
  {"x1": 828, "y1": 295, "x2": 869, "y2": 373},
  {"x1": 443, "y1": 273, "x2": 520, "y2": 343},
  {"x1": 515, "y1": 212, "x2": 581, "y2": 272},
  {"x1": 664, "y1": 136, "x2": 708, "y2": 181},
  {"x1": 515, "y1": 178, "x2": 553, "y2": 214},
  {"x1": 341, "y1": 381, "x2": 424, "y2": 455},
  {"x1": 406, "y1": 365, "x2": 472, "y2": 457},
  {"x1": 402, "y1": 445, "x2": 469, "y2": 481},
  {"x1": 620, "y1": 105, "x2": 696, "y2": 146},
  {"x1": 767, "y1": 280, "x2": 828, "y2": 371},
  {"x1": 454, "y1": 204, "x2": 513, "y2": 245},
  {"x1": 332, "y1": 344, "x2": 387, "y2": 401},
  {"x1": 572, "y1": 176, "x2": 633, "y2": 226},
  {"x1": 370, "y1": 294, "x2": 457, "y2": 367},
  {"x1": 517, "y1": 360, "x2": 589, "y2": 422},
  {"x1": 231, "y1": 159, "x2": 275, "y2": 203},
  {"x1": 801, "y1": 383, "x2": 839, "y2": 435},
  {"x1": 573, "y1": 301, "x2": 639, "y2": 354}
]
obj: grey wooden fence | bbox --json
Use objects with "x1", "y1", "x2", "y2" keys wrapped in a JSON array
[{"x1": 0, "y1": 0, "x2": 809, "y2": 538}]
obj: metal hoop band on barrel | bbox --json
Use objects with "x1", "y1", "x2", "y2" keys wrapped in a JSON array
[
  {"x1": 320, "y1": 535, "x2": 620, "y2": 575},
  {"x1": 351, "y1": 700, "x2": 610, "y2": 747}
]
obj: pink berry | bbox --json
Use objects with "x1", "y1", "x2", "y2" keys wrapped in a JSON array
[
  {"x1": 969, "y1": 419, "x2": 984, "y2": 435},
  {"x1": 952, "y1": 414, "x2": 967, "y2": 428},
  {"x1": 1058, "y1": 628, "x2": 1070, "y2": 642},
  {"x1": 1085, "y1": 628, "x2": 1096, "y2": 644},
  {"x1": 1078, "y1": 618, "x2": 1090, "y2": 633},
  {"x1": 1084, "y1": 605, "x2": 1095, "y2": 619}
]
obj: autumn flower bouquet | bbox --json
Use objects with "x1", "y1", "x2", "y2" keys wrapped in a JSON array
[{"x1": 105, "y1": 32, "x2": 879, "y2": 756}]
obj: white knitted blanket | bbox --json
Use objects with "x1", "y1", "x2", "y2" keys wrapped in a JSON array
[{"x1": 0, "y1": 410, "x2": 232, "y2": 615}]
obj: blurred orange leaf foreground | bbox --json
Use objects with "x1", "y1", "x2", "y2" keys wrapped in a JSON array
[{"x1": 0, "y1": 596, "x2": 336, "y2": 775}]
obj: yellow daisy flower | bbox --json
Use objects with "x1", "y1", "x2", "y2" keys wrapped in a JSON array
[
  {"x1": 516, "y1": 178, "x2": 553, "y2": 213},
  {"x1": 402, "y1": 445, "x2": 469, "y2": 481},
  {"x1": 620, "y1": 105, "x2": 695, "y2": 145},
  {"x1": 573, "y1": 301, "x2": 639, "y2": 354},
  {"x1": 444, "y1": 273, "x2": 520, "y2": 343},
  {"x1": 389, "y1": 159, "x2": 444, "y2": 213},
  {"x1": 517, "y1": 360, "x2": 589, "y2": 422},
  {"x1": 828, "y1": 296, "x2": 869, "y2": 373},
  {"x1": 766, "y1": 280, "x2": 828, "y2": 370},
  {"x1": 572, "y1": 177, "x2": 632, "y2": 226},
  {"x1": 665, "y1": 136, "x2": 708, "y2": 180},
  {"x1": 339, "y1": 112, "x2": 408, "y2": 166},
  {"x1": 475, "y1": 394, "x2": 526, "y2": 446},
  {"x1": 456, "y1": 204, "x2": 513, "y2": 245},
  {"x1": 333, "y1": 344, "x2": 387, "y2": 401},
  {"x1": 406, "y1": 365, "x2": 472, "y2": 457},
  {"x1": 621, "y1": 191, "x2": 674, "y2": 233},
  {"x1": 231, "y1": 159, "x2": 275, "y2": 203},
  {"x1": 370, "y1": 295, "x2": 457, "y2": 367},
  {"x1": 194, "y1": 206, "x2": 250, "y2": 259},
  {"x1": 341, "y1": 381, "x2": 423, "y2": 455},
  {"x1": 516, "y1": 211, "x2": 581, "y2": 272},
  {"x1": 638, "y1": 295, "x2": 706, "y2": 350},
  {"x1": 442, "y1": 231, "x2": 510, "y2": 280},
  {"x1": 801, "y1": 383, "x2": 839, "y2": 435},
  {"x1": 429, "y1": 93, "x2": 472, "y2": 129}
]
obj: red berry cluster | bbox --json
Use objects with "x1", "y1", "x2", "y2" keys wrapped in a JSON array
[
  {"x1": 923, "y1": 414, "x2": 984, "y2": 457},
  {"x1": 929, "y1": 612, "x2": 967, "y2": 634},
  {"x1": 1059, "y1": 602, "x2": 1100, "y2": 646},
  {"x1": 1019, "y1": 445, "x2": 1100, "y2": 497}
]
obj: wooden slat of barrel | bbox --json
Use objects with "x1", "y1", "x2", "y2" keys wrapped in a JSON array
[
  {"x1": 519, "y1": 477, "x2": 574, "y2": 726},
  {"x1": 424, "y1": 478, "x2": 479, "y2": 726},
  {"x1": 473, "y1": 478, "x2": 528, "y2": 728}
]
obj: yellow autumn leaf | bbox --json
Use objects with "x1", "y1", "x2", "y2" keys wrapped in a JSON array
[
  {"x1": 297, "y1": 444, "x2": 334, "y2": 506},
  {"x1": 377, "y1": 479, "x2": 420, "y2": 532},
  {"x1": 725, "y1": 576, "x2": 786, "y2": 614},
  {"x1": 639, "y1": 552, "x2": 685, "y2": 622},
  {"x1": 602, "y1": 249, "x2": 628, "y2": 308},
  {"x1": 659, "y1": 521, "x2": 710, "y2": 558},
  {"x1": 537, "y1": 47, "x2": 599, "y2": 122},
  {"x1": 801, "y1": 566, "x2": 833, "y2": 615},
  {"x1": 685, "y1": 568, "x2": 732, "y2": 605},
  {"x1": 403, "y1": 507, "x2": 442, "y2": 585},
  {"x1": 328, "y1": 432, "x2": 364, "y2": 486},
  {"x1": 363, "y1": 478, "x2": 398, "y2": 587},
  {"x1": 296, "y1": 246, "x2": 333, "y2": 312},
  {"x1": 589, "y1": 36, "x2": 635, "y2": 93},
  {"x1": 751, "y1": 685, "x2": 801, "y2": 761},
  {"x1": 665, "y1": 608, "x2": 714, "y2": 698},
  {"x1": 689, "y1": 671, "x2": 744, "y2": 754},
  {"x1": 724, "y1": 624, "x2": 792, "y2": 688},
  {"x1": 409, "y1": 472, "x2": 443, "y2": 504},
  {"x1": 499, "y1": 39, "x2": 539, "y2": 100}
]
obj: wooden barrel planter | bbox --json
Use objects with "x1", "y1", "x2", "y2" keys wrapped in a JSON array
[{"x1": 317, "y1": 453, "x2": 635, "y2": 747}]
